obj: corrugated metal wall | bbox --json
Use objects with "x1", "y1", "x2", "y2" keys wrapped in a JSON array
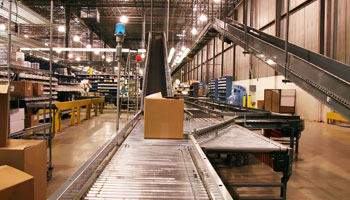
[{"x1": 182, "y1": 0, "x2": 349, "y2": 83}]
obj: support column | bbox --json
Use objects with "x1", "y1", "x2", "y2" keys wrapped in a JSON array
[
  {"x1": 65, "y1": 5, "x2": 71, "y2": 59},
  {"x1": 213, "y1": 39, "x2": 216, "y2": 78}
]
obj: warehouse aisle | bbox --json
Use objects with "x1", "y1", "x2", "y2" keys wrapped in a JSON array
[{"x1": 46, "y1": 108, "x2": 130, "y2": 197}]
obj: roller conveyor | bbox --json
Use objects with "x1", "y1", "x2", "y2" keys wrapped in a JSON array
[
  {"x1": 200, "y1": 125, "x2": 289, "y2": 153},
  {"x1": 84, "y1": 120, "x2": 230, "y2": 200}
]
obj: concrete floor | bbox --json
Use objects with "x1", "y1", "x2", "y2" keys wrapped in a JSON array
[
  {"x1": 46, "y1": 108, "x2": 134, "y2": 197},
  {"x1": 287, "y1": 121, "x2": 350, "y2": 200},
  {"x1": 46, "y1": 112, "x2": 350, "y2": 199}
]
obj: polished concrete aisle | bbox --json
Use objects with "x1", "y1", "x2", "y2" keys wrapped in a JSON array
[
  {"x1": 287, "y1": 121, "x2": 350, "y2": 199},
  {"x1": 46, "y1": 108, "x2": 132, "y2": 197}
]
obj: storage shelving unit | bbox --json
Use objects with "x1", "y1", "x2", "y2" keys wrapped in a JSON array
[
  {"x1": 189, "y1": 82, "x2": 199, "y2": 97},
  {"x1": 208, "y1": 78, "x2": 218, "y2": 102},
  {"x1": 217, "y1": 76, "x2": 232, "y2": 104}
]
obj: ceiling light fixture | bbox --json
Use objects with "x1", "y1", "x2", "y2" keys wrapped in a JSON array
[
  {"x1": 101, "y1": 55, "x2": 105, "y2": 59},
  {"x1": 199, "y1": 14, "x2": 207, "y2": 22},
  {"x1": 86, "y1": 44, "x2": 91, "y2": 49},
  {"x1": 0, "y1": 24, "x2": 6, "y2": 31},
  {"x1": 58, "y1": 25, "x2": 65, "y2": 32},
  {"x1": 191, "y1": 28, "x2": 198, "y2": 35},
  {"x1": 94, "y1": 50, "x2": 100, "y2": 55},
  {"x1": 73, "y1": 35, "x2": 80, "y2": 42},
  {"x1": 266, "y1": 59, "x2": 276, "y2": 65},
  {"x1": 68, "y1": 54, "x2": 73, "y2": 58},
  {"x1": 44, "y1": 43, "x2": 48, "y2": 46},
  {"x1": 76, "y1": 57, "x2": 81, "y2": 61},
  {"x1": 106, "y1": 58, "x2": 112, "y2": 62},
  {"x1": 120, "y1": 15, "x2": 128, "y2": 23}
]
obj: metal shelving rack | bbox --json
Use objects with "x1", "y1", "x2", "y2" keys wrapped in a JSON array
[
  {"x1": 208, "y1": 78, "x2": 218, "y2": 102},
  {"x1": 217, "y1": 76, "x2": 232, "y2": 104},
  {"x1": 1, "y1": 0, "x2": 55, "y2": 181}
]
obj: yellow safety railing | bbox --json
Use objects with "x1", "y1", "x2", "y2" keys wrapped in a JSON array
[{"x1": 37, "y1": 98, "x2": 105, "y2": 133}]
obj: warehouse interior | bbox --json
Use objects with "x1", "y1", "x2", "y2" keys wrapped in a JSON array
[{"x1": 0, "y1": 0, "x2": 349, "y2": 199}]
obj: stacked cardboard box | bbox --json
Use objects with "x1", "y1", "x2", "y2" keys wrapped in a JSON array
[
  {"x1": 10, "y1": 81, "x2": 33, "y2": 97},
  {"x1": 144, "y1": 92, "x2": 184, "y2": 139},
  {"x1": 0, "y1": 84, "x2": 9, "y2": 147},
  {"x1": 32, "y1": 82, "x2": 44, "y2": 96},
  {"x1": 10, "y1": 108, "x2": 25, "y2": 134},
  {"x1": 0, "y1": 139, "x2": 47, "y2": 200},
  {"x1": 0, "y1": 165, "x2": 34, "y2": 200}
]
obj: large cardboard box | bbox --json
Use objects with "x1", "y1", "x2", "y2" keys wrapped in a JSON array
[
  {"x1": 0, "y1": 139, "x2": 47, "y2": 200},
  {"x1": 32, "y1": 83, "x2": 44, "y2": 96},
  {"x1": 144, "y1": 92, "x2": 184, "y2": 139},
  {"x1": 0, "y1": 84, "x2": 9, "y2": 147},
  {"x1": 0, "y1": 165, "x2": 34, "y2": 200},
  {"x1": 25, "y1": 114, "x2": 39, "y2": 128},
  {"x1": 10, "y1": 81, "x2": 33, "y2": 97}
]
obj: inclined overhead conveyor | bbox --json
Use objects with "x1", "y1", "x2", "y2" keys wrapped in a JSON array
[{"x1": 172, "y1": 18, "x2": 350, "y2": 120}]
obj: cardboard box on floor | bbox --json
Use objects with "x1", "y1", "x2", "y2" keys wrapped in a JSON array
[
  {"x1": 0, "y1": 139, "x2": 47, "y2": 200},
  {"x1": 0, "y1": 84, "x2": 9, "y2": 147},
  {"x1": 10, "y1": 81, "x2": 33, "y2": 97},
  {"x1": 0, "y1": 165, "x2": 34, "y2": 200},
  {"x1": 32, "y1": 82, "x2": 44, "y2": 96},
  {"x1": 144, "y1": 92, "x2": 184, "y2": 139}
]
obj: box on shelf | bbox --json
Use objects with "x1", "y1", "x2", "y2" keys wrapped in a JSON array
[
  {"x1": 31, "y1": 63, "x2": 40, "y2": 69},
  {"x1": 0, "y1": 84, "x2": 9, "y2": 147},
  {"x1": 144, "y1": 92, "x2": 184, "y2": 139},
  {"x1": 32, "y1": 82, "x2": 44, "y2": 96},
  {"x1": 10, "y1": 81, "x2": 33, "y2": 97},
  {"x1": 24, "y1": 61, "x2": 31, "y2": 68},
  {"x1": 10, "y1": 108, "x2": 25, "y2": 134},
  {"x1": 0, "y1": 139, "x2": 47, "y2": 200},
  {"x1": 25, "y1": 114, "x2": 39, "y2": 128},
  {"x1": 0, "y1": 165, "x2": 34, "y2": 200},
  {"x1": 16, "y1": 52, "x2": 25, "y2": 63}
]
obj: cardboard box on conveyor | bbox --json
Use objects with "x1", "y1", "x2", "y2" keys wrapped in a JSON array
[{"x1": 144, "y1": 92, "x2": 184, "y2": 139}]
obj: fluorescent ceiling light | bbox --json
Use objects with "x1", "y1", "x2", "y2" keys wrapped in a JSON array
[
  {"x1": 20, "y1": 47, "x2": 136, "y2": 53},
  {"x1": 167, "y1": 47, "x2": 175, "y2": 63},
  {"x1": 138, "y1": 49, "x2": 146, "y2": 53}
]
